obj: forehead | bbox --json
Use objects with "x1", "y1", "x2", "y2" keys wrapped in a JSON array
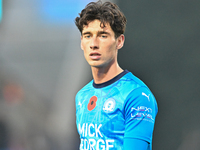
[{"x1": 82, "y1": 20, "x2": 112, "y2": 33}]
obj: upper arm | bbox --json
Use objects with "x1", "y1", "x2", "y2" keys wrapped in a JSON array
[
  {"x1": 123, "y1": 87, "x2": 158, "y2": 145},
  {"x1": 123, "y1": 138, "x2": 149, "y2": 150}
]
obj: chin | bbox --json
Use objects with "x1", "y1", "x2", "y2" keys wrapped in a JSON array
[
  {"x1": 90, "y1": 64, "x2": 102, "y2": 68},
  {"x1": 88, "y1": 61, "x2": 101, "y2": 67},
  {"x1": 90, "y1": 63, "x2": 104, "y2": 68}
]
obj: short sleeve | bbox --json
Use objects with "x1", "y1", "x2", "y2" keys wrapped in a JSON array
[
  {"x1": 123, "y1": 87, "x2": 158, "y2": 143},
  {"x1": 123, "y1": 138, "x2": 148, "y2": 150}
]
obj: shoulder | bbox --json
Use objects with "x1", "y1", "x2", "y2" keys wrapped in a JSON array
[
  {"x1": 116, "y1": 71, "x2": 148, "y2": 98},
  {"x1": 121, "y1": 72, "x2": 158, "y2": 114},
  {"x1": 122, "y1": 71, "x2": 147, "y2": 87}
]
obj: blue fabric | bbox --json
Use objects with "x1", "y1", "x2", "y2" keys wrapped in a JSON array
[
  {"x1": 123, "y1": 138, "x2": 148, "y2": 150},
  {"x1": 76, "y1": 70, "x2": 158, "y2": 150}
]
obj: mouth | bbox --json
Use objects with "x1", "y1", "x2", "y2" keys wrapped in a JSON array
[
  {"x1": 90, "y1": 52, "x2": 101, "y2": 56},
  {"x1": 89, "y1": 52, "x2": 101, "y2": 59}
]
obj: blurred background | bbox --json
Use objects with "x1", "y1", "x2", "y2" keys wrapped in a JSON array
[{"x1": 0, "y1": 0, "x2": 200, "y2": 150}]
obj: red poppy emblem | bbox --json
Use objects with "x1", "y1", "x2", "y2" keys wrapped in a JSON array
[{"x1": 87, "y1": 96, "x2": 97, "y2": 111}]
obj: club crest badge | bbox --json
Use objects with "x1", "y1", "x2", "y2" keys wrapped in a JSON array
[{"x1": 103, "y1": 98, "x2": 116, "y2": 113}]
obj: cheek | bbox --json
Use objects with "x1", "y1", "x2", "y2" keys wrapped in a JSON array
[
  {"x1": 81, "y1": 41, "x2": 85, "y2": 50},
  {"x1": 81, "y1": 41, "x2": 90, "y2": 52},
  {"x1": 106, "y1": 43, "x2": 117, "y2": 55},
  {"x1": 83, "y1": 50, "x2": 88, "y2": 59},
  {"x1": 83, "y1": 50, "x2": 90, "y2": 62},
  {"x1": 107, "y1": 40, "x2": 117, "y2": 49},
  {"x1": 81, "y1": 43, "x2": 87, "y2": 54}
]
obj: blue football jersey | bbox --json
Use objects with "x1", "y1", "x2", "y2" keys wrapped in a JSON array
[{"x1": 75, "y1": 70, "x2": 158, "y2": 150}]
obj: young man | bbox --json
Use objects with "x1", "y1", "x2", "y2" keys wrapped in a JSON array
[{"x1": 75, "y1": 1, "x2": 158, "y2": 150}]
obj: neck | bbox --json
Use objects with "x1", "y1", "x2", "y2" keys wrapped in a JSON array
[{"x1": 91, "y1": 63, "x2": 123, "y2": 84}]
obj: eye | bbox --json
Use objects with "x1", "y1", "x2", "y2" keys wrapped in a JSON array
[
  {"x1": 101, "y1": 35, "x2": 107, "y2": 38},
  {"x1": 83, "y1": 34, "x2": 91, "y2": 39},
  {"x1": 85, "y1": 35, "x2": 91, "y2": 39}
]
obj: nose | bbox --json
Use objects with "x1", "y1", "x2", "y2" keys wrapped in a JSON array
[{"x1": 90, "y1": 37, "x2": 99, "y2": 50}]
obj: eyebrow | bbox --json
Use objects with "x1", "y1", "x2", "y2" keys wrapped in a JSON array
[
  {"x1": 98, "y1": 31, "x2": 109, "y2": 35},
  {"x1": 82, "y1": 31, "x2": 110, "y2": 36},
  {"x1": 82, "y1": 32, "x2": 91, "y2": 35}
]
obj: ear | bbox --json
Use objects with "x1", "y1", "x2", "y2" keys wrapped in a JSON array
[{"x1": 116, "y1": 34, "x2": 125, "y2": 50}]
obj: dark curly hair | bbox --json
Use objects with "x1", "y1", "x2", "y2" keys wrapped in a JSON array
[{"x1": 75, "y1": 0, "x2": 127, "y2": 38}]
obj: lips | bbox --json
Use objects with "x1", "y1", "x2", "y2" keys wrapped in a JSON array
[
  {"x1": 89, "y1": 52, "x2": 101, "y2": 59},
  {"x1": 90, "y1": 52, "x2": 101, "y2": 56}
]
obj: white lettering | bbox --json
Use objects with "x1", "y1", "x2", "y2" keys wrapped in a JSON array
[
  {"x1": 79, "y1": 123, "x2": 85, "y2": 137},
  {"x1": 146, "y1": 108, "x2": 152, "y2": 113},
  {"x1": 142, "y1": 113, "x2": 147, "y2": 117},
  {"x1": 95, "y1": 124, "x2": 103, "y2": 137},
  {"x1": 131, "y1": 107, "x2": 139, "y2": 111},
  {"x1": 89, "y1": 139, "x2": 96, "y2": 150},
  {"x1": 140, "y1": 106, "x2": 144, "y2": 111},
  {"x1": 79, "y1": 123, "x2": 103, "y2": 138},
  {"x1": 88, "y1": 124, "x2": 95, "y2": 137},
  {"x1": 80, "y1": 139, "x2": 84, "y2": 150},
  {"x1": 78, "y1": 123, "x2": 116, "y2": 149},
  {"x1": 84, "y1": 139, "x2": 89, "y2": 150},
  {"x1": 131, "y1": 106, "x2": 152, "y2": 113},
  {"x1": 80, "y1": 138, "x2": 114, "y2": 150},
  {"x1": 106, "y1": 140, "x2": 114, "y2": 150},
  {"x1": 147, "y1": 114, "x2": 154, "y2": 121},
  {"x1": 97, "y1": 139, "x2": 105, "y2": 150},
  {"x1": 85, "y1": 123, "x2": 88, "y2": 137}
]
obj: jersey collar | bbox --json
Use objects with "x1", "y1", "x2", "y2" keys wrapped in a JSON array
[{"x1": 93, "y1": 70, "x2": 129, "y2": 88}]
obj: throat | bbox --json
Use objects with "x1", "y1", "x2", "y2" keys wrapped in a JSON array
[{"x1": 92, "y1": 65, "x2": 123, "y2": 84}]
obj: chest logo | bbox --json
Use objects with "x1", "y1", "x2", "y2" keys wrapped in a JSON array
[
  {"x1": 103, "y1": 98, "x2": 116, "y2": 113},
  {"x1": 87, "y1": 96, "x2": 97, "y2": 111}
]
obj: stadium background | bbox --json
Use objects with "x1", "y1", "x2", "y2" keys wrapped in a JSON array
[{"x1": 0, "y1": 0, "x2": 200, "y2": 149}]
